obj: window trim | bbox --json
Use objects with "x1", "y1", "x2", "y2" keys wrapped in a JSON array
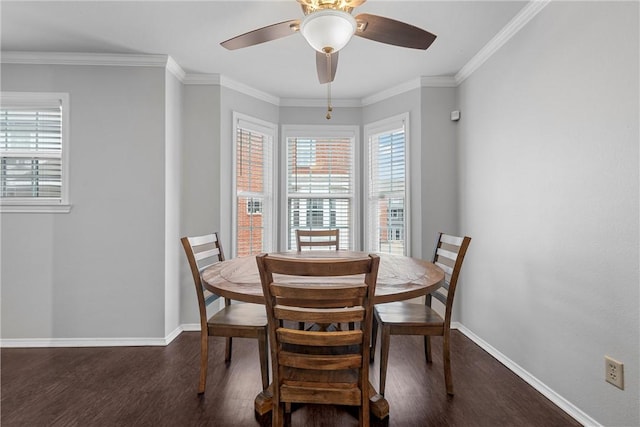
[
  {"x1": 363, "y1": 113, "x2": 410, "y2": 256},
  {"x1": 280, "y1": 125, "x2": 360, "y2": 251},
  {"x1": 0, "y1": 92, "x2": 71, "y2": 213}
]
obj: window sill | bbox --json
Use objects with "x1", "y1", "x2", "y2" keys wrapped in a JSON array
[{"x1": 0, "y1": 204, "x2": 72, "y2": 213}]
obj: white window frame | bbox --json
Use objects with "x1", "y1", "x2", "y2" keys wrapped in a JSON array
[
  {"x1": 280, "y1": 125, "x2": 360, "y2": 251},
  {"x1": 232, "y1": 112, "x2": 277, "y2": 257},
  {"x1": 364, "y1": 113, "x2": 410, "y2": 255},
  {"x1": 0, "y1": 92, "x2": 71, "y2": 213}
]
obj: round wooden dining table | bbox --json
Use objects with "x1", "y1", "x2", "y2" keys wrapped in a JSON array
[
  {"x1": 202, "y1": 250, "x2": 445, "y2": 305},
  {"x1": 200, "y1": 250, "x2": 445, "y2": 420}
]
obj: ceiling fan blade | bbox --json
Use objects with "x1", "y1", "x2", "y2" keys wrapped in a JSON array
[
  {"x1": 354, "y1": 13, "x2": 436, "y2": 50},
  {"x1": 316, "y1": 51, "x2": 339, "y2": 84},
  {"x1": 221, "y1": 19, "x2": 300, "y2": 50}
]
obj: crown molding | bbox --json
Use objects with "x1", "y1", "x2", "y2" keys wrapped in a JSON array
[
  {"x1": 219, "y1": 75, "x2": 281, "y2": 106},
  {"x1": 0, "y1": 51, "x2": 169, "y2": 67},
  {"x1": 455, "y1": 0, "x2": 551, "y2": 85},
  {"x1": 420, "y1": 76, "x2": 458, "y2": 88},
  {"x1": 279, "y1": 98, "x2": 362, "y2": 108},
  {"x1": 182, "y1": 73, "x2": 221, "y2": 85},
  {"x1": 165, "y1": 56, "x2": 186, "y2": 81},
  {"x1": 1, "y1": 51, "x2": 190, "y2": 81},
  {"x1": 361, "y1": 78, "x2": 421, "y2": 106}
]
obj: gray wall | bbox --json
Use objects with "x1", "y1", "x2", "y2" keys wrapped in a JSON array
[
  {"x1": 179, "y1": 84, "x2": 221, "y2": 326},
  {"x1": 1, "y1": 64, "x2": 168, "y2": 339},
  {"x1": 456, "y1": 2, "x2": 639, "y2": 426}
]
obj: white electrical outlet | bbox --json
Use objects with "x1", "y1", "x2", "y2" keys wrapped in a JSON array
[{"x1": 605, "y1": 356, "x2": 624, "y2": 390}]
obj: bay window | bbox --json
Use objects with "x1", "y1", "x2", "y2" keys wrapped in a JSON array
[
  {"x1": 233, "y1": 113, "x2": 275, "y2": 257},
  {"x1": 283, "y1": 126, "x2": 358, "y2": 251},
  {"x1": 365, "y1": 114, "x2": 409, "y2": 255}
]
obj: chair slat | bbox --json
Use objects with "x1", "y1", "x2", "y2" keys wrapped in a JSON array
[
  {"x1": 431, "y1": 290, "x2": 448, "y2": 305},
  {"x1": 274, "y1": 306, "x2": 364, "y2": 324},
  {"x1": 280, "y1": 352, "x2": 362, "y2": 370},
  {"x1": 435, "y1": 261, "x2": 453, "y2": 276},
  {"x1": 277, "y1": 329, "x2": 363, "y2": 346},
  {"x1": 296, "y1": 229, "x2": 340, "y2": 251},
  {"x1": 275, "y1": 297, "x2": 363, "y2": 309},
  {"x1": 281, "y1": 385, "x2": 361, "y2": 406},
  {"x1": 193, "y1": 247, "x2": 221, "y2": 262},
  {"x1": 203, "y1": 289, "x2": 219, "y2": 306},
  {"x1": 440, "y1": 234, "x2": 464, "y2": 246},
  {"x1": 436, "y1": 247, "x2": 458, "y2": 262},
  {"x1": 271, "y1": 283, "x2": 367, "y2": 300},
  {"x1": 187, "y1": 234, "x2": 217, "y2": 247}
]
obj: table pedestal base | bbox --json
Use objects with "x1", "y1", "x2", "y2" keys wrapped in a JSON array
[{"x1": 254, "y1": 383, "x2": 389, "y2": 419}]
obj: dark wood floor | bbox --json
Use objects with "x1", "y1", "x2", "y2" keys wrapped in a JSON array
[{"x1": 2, "y1": 330, "x2": 581, "y2": 426}]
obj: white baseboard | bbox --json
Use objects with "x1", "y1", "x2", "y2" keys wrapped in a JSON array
[
  {"x1": 180, "y1": 323, "x2": 200, "y2": 332},
  {"x1": 452, "y1": 322, "x2": 601, "y2": 427},
  {"x1": 1, "y1": 325, "x2": 189, "y2": 348}
]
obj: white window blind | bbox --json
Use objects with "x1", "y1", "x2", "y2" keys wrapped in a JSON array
[
  {"x1": 366, "y1": 117, "x2": 407, "y2": 255},
  {"x1": 286, "y1": 135, "x2": 354, "y2": 250},
  {"x1": 234, "y1": 115, "x2": 274, "y2": 257},
  {"x1": 1, "y1": 92, "x2": 69, "y2": 211}
]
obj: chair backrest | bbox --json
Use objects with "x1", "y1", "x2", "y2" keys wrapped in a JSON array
[
  {"x1": 181, "y1": 232, "x2": 226, "y2": 329},
  {"x1": 428, "y1": 233, "x2": 471, "y2": 325},
  {"x1": 256, "y1": 253, "x2": 380, "y2": 410},
  {"x1": 295, "y1": 229, "x2": 340, "y2": 251}
]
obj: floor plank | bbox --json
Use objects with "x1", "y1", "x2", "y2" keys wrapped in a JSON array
[{"x1": 1, "y1": 330, "x2": 581, "y2": 426}]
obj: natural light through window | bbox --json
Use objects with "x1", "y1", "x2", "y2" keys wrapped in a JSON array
[
  {"x1": 0, "y1": 92, "x2": 70, "y2": 213},
  {"x1": 285, "y1": 128, "x2": 356, "y2": 250},
  {"x1": 366, "y1": 114, "x2": 408, "y2": 255},
  {"x1": 234, "y1": 114, "x2": 274, "y2": 257}
]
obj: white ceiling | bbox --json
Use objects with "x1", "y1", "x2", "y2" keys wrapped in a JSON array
[{"x1": 1, "y1": 1, "x2": 528, "y2": 101}]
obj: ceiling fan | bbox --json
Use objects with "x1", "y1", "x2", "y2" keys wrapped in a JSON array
[{"x1": 221, "y1": 0, "x2": 437, "y2": 118}]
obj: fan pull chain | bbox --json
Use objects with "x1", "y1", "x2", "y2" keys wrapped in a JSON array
[{"x1": 326, "y1": 51, "x2": 333, "y2": 120}]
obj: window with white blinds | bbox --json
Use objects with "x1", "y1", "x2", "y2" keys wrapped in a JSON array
[
  {"x1": 285, "y1": 131, "x2": 355, "y2": 250},
  {"x1": 365, "y1": 114, "x2": 408, "y2": 255},
  {"x1": 0, "y1": 92, "x2": 70, "y2": 212},
  {"x1": 234, "y1": 114, "x2": 275, "y2": 257}
]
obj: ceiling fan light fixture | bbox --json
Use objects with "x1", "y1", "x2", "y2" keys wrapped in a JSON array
[{"x1": 300, "y1": 9, "x2": 356, "y2": 53}]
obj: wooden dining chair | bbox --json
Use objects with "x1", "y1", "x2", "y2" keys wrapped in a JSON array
[
  {"x1": 295, "y1": 229, "x2": 340, "y2": 251},
  {"x1": 181, "y1": 232, "x2": 269, "y2": 395},
  {"x1": 256, "y1": 253, "x2": 380, "y2": 427},
  {"x1": 370, "y1": 233, "x2": 471, "y2": 396}
]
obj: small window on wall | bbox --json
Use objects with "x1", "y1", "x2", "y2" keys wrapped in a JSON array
[
  {"x1": 246, "y1": 199, "x2": 263, "y2": 215},
  {"x1": 365, "y1": 114, "x2": 409, "y2": 255},
  {"x1": 0, "y1": 92, "x2": 71, "y2": 213},
  {"x1": 233, "y1": 113, "x2": 275, "y2": 257}
]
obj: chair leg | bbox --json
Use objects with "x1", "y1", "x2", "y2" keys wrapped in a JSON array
[
  {"x1": 224, "y1": 337, "x2": 232, "y2": 363},
  {"x1": 424, "y1": 335, "x2": 432, "y2": 363},
  {"x1": 379, "y1": 326, "x2": 391, "y2": 396},
  {"x1": 272, "y1": 402, "x2": 285, "y2": 427},
  {"x1": 198, "y1": 333, "x2": 208, "y2": 394},
  {"x1": 360, "y1": 392, "x2": 370, "y2": 427},
  {"x1": 443, "y1": 331, "x2": 454, "y2": 395},
  {"x1": 258, "y1": 329, "x2": 269, "y2": 390},
  {"x1": 370, "y1": 315, "x2": 378, "y2": 363},
  {"x1": 298, "y1": 322, "x2": 305, "y2": 330}
]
